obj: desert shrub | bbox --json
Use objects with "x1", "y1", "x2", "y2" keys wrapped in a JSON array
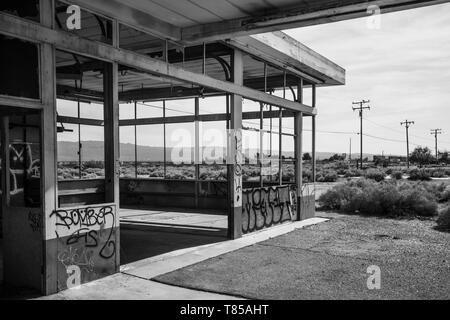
[
  {"x1": 429, "y1": 169, "x2": 446, "y2": 178},
  {"x1": 440, "y1": 185, "x2": 450, "y2": 202},
  {"x1": 385, "y1": 168, "x2": 393, "y2": 175},
  {"x1": 344, "y1": 169, "x2": 364, "y2": 178},
  {"x1": 318, "y1": 179, "x2": 438, "y2": 217},
  {"x1": 316, "y1": 170, "x2": 338, "y2": 182},
  {"x1": 391, "y1": 170, "x2": 403, "y2": 180},
  {"x1": 83, "y1": 160, "x2": 104, "y2": 169},
  {"x1": 408, "y1": 168, "x2": 431, "y2": 181},
  {"x1": 364, "y1": 169, "x2": 386, "y2": 182},
  {"x1": 437, "y1": 206, "x2": 450, "y2": 229}
]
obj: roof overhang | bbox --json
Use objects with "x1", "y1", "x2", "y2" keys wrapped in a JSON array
[
  {"x1": 65, "y1": 0, "x2": 450, "y2": 43},
  {"x1": 227, "y1": 32, "x2": 345, "y2": 86}
]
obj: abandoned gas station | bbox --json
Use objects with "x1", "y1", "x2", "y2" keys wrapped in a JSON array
[{"x1": 0, "y1": 0, "x2": 441, "y2": 296}]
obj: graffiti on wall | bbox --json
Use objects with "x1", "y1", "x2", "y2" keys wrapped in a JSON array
[
  {"x1": 233, "y1": 129, "x2": 243, "y2": 207},
  {"x1": 50, "y1": 204, "x2": 117, "y2": 289},
  {"x1": 242, "y1": 185, "x2": 297, "y2": 234}
]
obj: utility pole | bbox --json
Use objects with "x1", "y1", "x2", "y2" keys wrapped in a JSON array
[
  {"x1": 430, "y1": 129, "x2": 442, "y2": 163},
  {"x1": 352, "y1": 100, "x2": 370, "y2": 169},
  {"x1": 400, "y1": 120, "x2": 414, "y2": 168},
  {"x1": 349, "y1": 138, "x2": 352, "y2": 161}
]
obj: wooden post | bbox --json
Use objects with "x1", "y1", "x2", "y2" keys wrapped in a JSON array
[
  {"x1": 228, "y1": 48, "x2": 243, "y2": 239},
  {"x1": 40, "y1": 0, "x2": 58, "y2": 295}
]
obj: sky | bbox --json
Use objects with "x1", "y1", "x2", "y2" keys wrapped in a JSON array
[{"x1": 284, "y1": 2, "x2": 450, "y2": 156}]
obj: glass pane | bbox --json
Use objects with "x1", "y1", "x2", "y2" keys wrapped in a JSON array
[
  {"x1": 80, "y1": 101, "x2": 103, "y2": 120},
  {"x1": 0, "y1": 35, "x2": 39, "y2": 99},
  {"x1": 282, "y1": 135, "x2": 295, "y2": 159},
  {"x1": 166, "y1": 122, "x2": 194, "y2": 165},
  {"x1": 119, "y1": 126, "x2": 135, "y2": 178},
  {"x1": 199, "y1": 165, "x2": 227, "y2": 181},
  {"x1": 136, "y1": 125, "x2": 164, "y2": 178},
  {"x1": 137, "y1": 101, "x2": 163, "y2": 118},
  {"x1": 282, "y1": 162, "x2": 295, "y2": 183},
  {"x1": 200, "y1": 121, "x2": 226, "y2": 164},
  {"x1": 242, "y1": 164, "x2": 260, "y2": 183},
  {"x1": 119, "y1": 102, "x2": 135, "y2": 120},
  {"x1": 199, "y1": 95, "x2": 227, "y2": 115},
  {"x1": 165, "y1": 165, "x2": 195, "y2": 180},
  {"x1": 57, "y1": 99, "x2": 78, "y2": 118},
  {"x1": 165, "y1": 99, "x2": 194, "y2": 117},
  {"x1": 57, "y1": 123, "x2": 80, "y2": 180},
  {"x1": 80, "y1": 125, "x2": 104, "y2": 179}
]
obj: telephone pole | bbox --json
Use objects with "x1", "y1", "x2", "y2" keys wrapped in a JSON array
[
  {"x1": 352, "y1": 100, "x2": 370, "y2": 169},
  {"x1": 430, "y1": 129, "x2": 442, "y2": 163},
  {"x1": 400, "y1": 120, "x2": 414, "y2": 168}
]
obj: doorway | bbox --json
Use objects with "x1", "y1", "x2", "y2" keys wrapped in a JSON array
[{"x1": 0, "y1": 107, "x2": 42, "y2": 298}]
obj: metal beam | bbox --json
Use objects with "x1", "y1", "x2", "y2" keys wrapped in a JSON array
[
  {"x1": 0, "y1": 13, "x2": 316, "y2": 115},
  {"x1": 181, "y1": 0, "x2": 450, "y2": 42}
]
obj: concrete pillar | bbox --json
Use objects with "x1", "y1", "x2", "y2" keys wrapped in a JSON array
[{"x1": 228, "y1": 49, "x2": 243, "y2": 239}]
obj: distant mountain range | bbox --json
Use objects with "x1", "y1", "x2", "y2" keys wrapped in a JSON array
[{"x1": 57, "y1": 140, "x2": 375, "y2": 162}]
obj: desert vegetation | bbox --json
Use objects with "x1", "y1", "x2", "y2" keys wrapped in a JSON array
[{"x1": 318, "y1": 179, "x2": 450, "y2": 220}]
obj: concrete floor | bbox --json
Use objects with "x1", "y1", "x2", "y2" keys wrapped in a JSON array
[{"x1": 120, "y1": 207, "x2": 228, "y2": 230}]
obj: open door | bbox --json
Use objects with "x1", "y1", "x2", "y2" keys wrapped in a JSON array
[{"x1": 1, "y1": 109, "x2": 43, "y2": 292}]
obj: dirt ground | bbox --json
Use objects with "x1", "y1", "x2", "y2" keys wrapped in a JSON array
[{"x1": 154, "y1": 212, "x2": 450, "y2": 300}]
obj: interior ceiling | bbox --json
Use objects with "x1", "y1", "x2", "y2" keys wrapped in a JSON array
[
  {"x1": 68, "y1": 0, "x2": 450, "y2": 42},
  {"x1": 55, "y1": 42, "x2": 308, "y2": 104}
]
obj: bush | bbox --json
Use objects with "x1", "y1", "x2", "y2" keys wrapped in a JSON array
[
  {"x1": 316, "y1": 170, "x2": 338, "y2": 182},
  {"x1": 318, "y1": 179, "x2": 438, "y2": 217},
  {"x1": 441, "y1": 185, "x2": 450, "y2": 202},
  {"x1": 408, "y1": 168, "x2": 431, "y2": 181},
  {"x1": 391, "y1": 170, "x2": 403, "y2": 180},
  {"x1": 429, "y1": 169, "x2": 446, "y2": 178},
  {"x1": 364, "y1": 169, "x2": 386, "y2": 182},
  {"x1": 437, "y1": 206, "x2": 450, "y2": 229},
  {"x1": 344, "y1": 169, "x2": 364, "y2": 178}
]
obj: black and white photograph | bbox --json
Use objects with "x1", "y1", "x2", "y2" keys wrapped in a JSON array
[{"x1": 0, "y1": 0, "x2": 449, "y2": 307}]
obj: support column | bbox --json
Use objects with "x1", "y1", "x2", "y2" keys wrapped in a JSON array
[
  {"x1": 295, "y1": 79, "x2": 303, "y2": 221},
  {"x1": 103, "y1": 20, "x2": 120, "y2": 274},
  {"x1": 40, "y1": 0, "x2": 58, "y2": 295},
  {"x1": 194, "y1": 97, "x2": 200, "y2": 208},
  {"x1": 312, "y1": 84, "x2": 317, "y2": 184},
  {"x1": 228, "y1": 49, "x2": 243, "y2": 239},
  {"x1": 295, "y1": 112, "x2": 303, "y2": 220}
]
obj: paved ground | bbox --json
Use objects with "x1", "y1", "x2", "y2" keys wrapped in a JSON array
[
  {"x1": 154, "y1": 212, "x2": 450, "y2": 300},
  {"x1": 36, "y1": 219, "x2": 327, "y2": 300},
  {"x1": 120, "y1": 207, "x2": 227, "y2": 230}
]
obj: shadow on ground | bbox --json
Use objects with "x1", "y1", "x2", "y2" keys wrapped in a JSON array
[{"x1": 120, "y1": 223, "x2": 226, "y2": 265}]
